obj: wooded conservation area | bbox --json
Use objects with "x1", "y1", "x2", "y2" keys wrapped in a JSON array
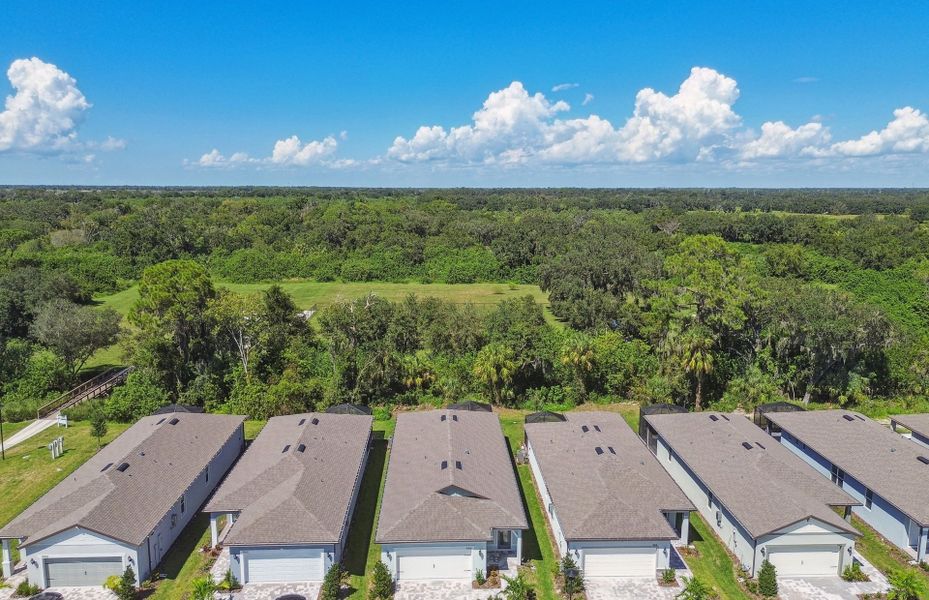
[{"x1": 1, "y1": 187, "x2": 928, "y2": 422}]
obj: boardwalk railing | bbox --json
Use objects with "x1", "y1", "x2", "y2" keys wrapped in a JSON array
[{"x1": 36, "y1": 366, "x2": 135, "y2": 419}]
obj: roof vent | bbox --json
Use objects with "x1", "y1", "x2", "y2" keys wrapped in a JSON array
[
  {"x1": 608, "y1": 446, "x2": 616, "y2": 455},
  {"x1": 156, "y1": 418, "x2": 166, "y2": 425},
  {"x1": 710, "y1": 415, "x2": 719, "y2": 422},
  {"x1": 282, "y1": 445, "x2": 291, "y2": 453},
  {"x1": 593, "y1": 425, "x2": 601, "y2": 432},
  {"x1": 843, "y1": 414, "x2": 855, "y2": 422},
  {"x1": 455, "y1": 460, "x2": 463, "y2": 470},
  {"x1": 116, "y1": 463, "x2": 130, "y2": 472},
  {"x1": 741, "y1": 442, "x2": 753, "y2": 450},
  {"x1": 756, "y1": 442, "x2": 766, "y2": 449},
  {"x1": 311, "y1": 417, "x2": 319, "y2": 425},
  {"x1": 452, "y1": 414, "x2": 458, "y2": 422},
  {"x1": 297, "y1": 444, "x2": 307, "y2": 453},
  {"x1": 441, "y1": 460, "x2": 448, "y2": 470},
  {"x1": 582, "y1": 425, "x2": 589, "y2": 433},
  {"x1": 101, "y1": 462, "x2": 114, "y2": 472},
  {"x1": 595, "y1": 446, "x2": 604, "y2": 455},
  {"x1": 919, "y1": 456, "x2": 929, "y2": 465},
  {"x1": 855, "y1": 415, "x2": 865, "y2": 421},
  {"x1": 298, "y1": 418, "x2": 306, "y2": 426},
  {"x1": 721, "y1": 415, "x2": 730, "y2": 421},
  {"x1": 169, "y1": 418, "x2": 180, "y2": 425},
  {"x1": 441, "y1": 415, "x2": 447, "y2": 422}
]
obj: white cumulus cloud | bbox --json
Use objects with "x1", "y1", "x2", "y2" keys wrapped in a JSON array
[
  {"x1": 829, "y1": 107, "x2": 929, "y2": 157},
  {"x1": 740, "y1": 121, "x2": 830, "y2": 159},
  {"x1": 194, "y1": 134, "x2": 339, "y2": 168},
  {"x1": 0, "y1": 57, "x2": 90, "y2": 153}
]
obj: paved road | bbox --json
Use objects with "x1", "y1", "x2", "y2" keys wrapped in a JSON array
[{"x1": 0, "y1": 417, "x2": 57, "y2": 454}]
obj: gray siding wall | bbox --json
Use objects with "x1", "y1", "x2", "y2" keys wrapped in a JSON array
[{"x1": 526, "y1": 436, "x2": 568, "y2": 556}]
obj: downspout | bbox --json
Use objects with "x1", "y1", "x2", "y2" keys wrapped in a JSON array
[{"x1": 752, "y1": 537, "x2": 758, "y2": 577}]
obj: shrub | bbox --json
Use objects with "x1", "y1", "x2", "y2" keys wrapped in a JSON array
[
  {"x1": 560, "y1": 555, "x2": 584, "y2": 599},
  {"x1": 370, "y1": 560, "x2": 393, "y2": 600},
  {"x1": 500, "y1": 572, "x2": 534, "y2": 600},
  {"x1": 475, "y1": 568, "x2": 486, "y2": 586},
  {"x1": 14, "y1": 579, "x2": 40, "y2": 597},
  {"x1": 217, "y1": 568, "x2": 240, "y2": 591},
  {"x1": 676, "y1": 576, "x2": 712, "y2": 600},
  {"x1": 190, "y1": 576, "x2": 216, "y2": 600},
  {"x1": 757, "y1": 559, "x2": 778, "y2": 597},
  {"x1": 320, "y1": 563, "x2": 344, "y2": 600},
  {"x1": 114, "y1": 565, "x2": 137, "y2": 600},
  {"x1": 661, "y1": 568, "x2": 677, "y2": 584},
  {"x1": 887, "y1": 569, "x2": 920, "y2": 600},
  {"x1": 842, "y1": 561, "x2": 869, "y2": 582}
]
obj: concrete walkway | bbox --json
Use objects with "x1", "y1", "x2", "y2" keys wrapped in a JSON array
[
  {"x1": 777, "y1": 553, "x2": 889, "y2": 600},
  {"x1": 0, "y1": 418, "x2": 57, "y2": 454}
]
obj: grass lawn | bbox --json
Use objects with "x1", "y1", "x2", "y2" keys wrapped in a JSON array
[
  {"x1": 853, "y1": 514, "x2": 929, "y2": 597},
  {"x1": 146, "y1": 513, "x2": 214, "y2": 599},
  {"x1": 0, "y1": 419, "x2": 32, "y2": 442},
  {"x1": 682, "y1": 514, "x2": 750, "y2": 600}
]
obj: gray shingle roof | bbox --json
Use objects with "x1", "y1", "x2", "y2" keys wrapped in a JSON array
[
  {"x1": 205, "y1": 413, "x2": 372, "y2": 546},
  {"x1": 0, "y1": 413, "x2": 244, "y2": 547},
  {"x1": 375, "y1": 410, "x2": 527, "y2": 544},
  {"x1": 526, "y1": 412, "x2": 694, "y2": 541},
  {"x1": 645, "y1": 411, "x2": 860, "y2": 540},
  {"x1": 766, "y1": 409, "x2": 929, "y2": 527},
  {"x1": 890, "y1": 413, "x2": 929, "y2": 441}
]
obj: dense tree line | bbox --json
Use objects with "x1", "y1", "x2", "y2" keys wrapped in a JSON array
[{"x1": 1, "y1": 188, "x2": 928, "y2": 421}]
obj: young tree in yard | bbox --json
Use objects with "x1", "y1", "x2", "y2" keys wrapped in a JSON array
[
  {"x1": 370, "y1": 560, "x2": 393, "y2": 600},
  {"x1": 758, "y1": 559, "x2": 778, "y2": 597},
  {"x1": 473, "y1": 343, "x2": 516, "y2": 405},
  {"x1": 90, "y1": 409, "x2": 108, "y2": 448},
  {"x1": 500, "y1": 571, "x2": 533, "y2": 600},
  {"x1": 320, "y1": 563, "x2": 344, "y2": 600},
  {"x1": 676, "y1": 575, "x2": 712, "y2": 600},
  {"x1": 116, "y1": 565, "x2": 136, "y2": 600},
  {"x1": 31, "y1": 299, "x2": 122, "y2": 380}
]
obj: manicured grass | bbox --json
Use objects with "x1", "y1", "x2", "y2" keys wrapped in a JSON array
[
  {"x1": 0, "y1": 419, "x2": 31, "y2": 442},
  {"x1": 243, "y1": 419, "x2": 267, "y2": 441},
  {"x1": 853, "y1": 514, "x2": 929, "y2": 597},
  {"x1": 682, "y1": 514, "x2": 750, "y2": 600},
  {"x1": 147, "y1": 513, "x2": 215, "y2": 599}
]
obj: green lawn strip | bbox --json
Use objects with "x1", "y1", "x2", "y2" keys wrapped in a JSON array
[
  {"x1": 682, "y1": 514, "x2": 751, "y2": 600},
  {"x1": 0, "y1": 420, "x2": 31, "y2": 441},
  {"x1": 852, "y1": 514, "x2": 929, "y2": 597},
  {"x1": 147, "y1": 513, "x2": 214, "y2": 599},
  {"x1": 498, "y1": 410, "x2": 557, "y2": 600},
  {"x1": 243, "y1": 419, "x2": 267, "y2": 441}
]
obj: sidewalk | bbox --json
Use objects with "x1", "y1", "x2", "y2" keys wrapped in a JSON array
[{"x1": 0, "y1": 418, "x2": 57, "y2": 454}]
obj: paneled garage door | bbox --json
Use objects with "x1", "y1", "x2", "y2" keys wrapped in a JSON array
[
  {"x1": 767, "y1": 545, "x2": 839, "y2": 577},
  {"x1": 583, "y1": 547, "x2": 657, "y2": 578},
  {"x1": 244, "y1": 548, "x2": 325, "y2": 583},
  {"x1": 45, "y1": 556, "x2": 123, "y2": 587},
  {"x1": 397, "y1": 548, "x2": 471, "y2": 580}
]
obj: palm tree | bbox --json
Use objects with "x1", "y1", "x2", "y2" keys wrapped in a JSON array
[
  {"x1": 676, "y1": 575, "x2": 712, "y2": 600},
  {"x1": 887, "y1": 569, "x2": 920, "y2": 600},
  {"x1": 190, "y1": 576, "x2": 217, "y2": 600},
  {"x1": 678, "y1": 326, "x2": 715, "y2": 411},
  {"x1": 560, "y1": 333, "x2": 595, "y2": 402},
  {"x1": 473, "y1": 343, "x2": 516, "y2": 405}
]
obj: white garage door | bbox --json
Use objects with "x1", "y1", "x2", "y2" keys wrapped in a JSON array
[
  {"x1": 45, "y1": 556, "x2": 123, "y2": 587},
  {"x1": 583, "y1": 547, "x2": 657, "y2": 578},
  {"x1": 397, "y1": 548, "x2": 472, "y2": 580},
  {"x1": 767, "y1": 545, "x2": 839, "y2": 577},
  {"x1": 245, "y1": 547, "x2": 325, "y2": 583}
]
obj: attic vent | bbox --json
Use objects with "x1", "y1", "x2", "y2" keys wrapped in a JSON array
[
  {"x1": 741, "y1": 442, "x2": 753, "y2": 450},
  {"x1": 843, "y1": 415, "x2": 855, "y2": 422},
  {"x1": 441, "y1": 415, "x2": 447, "y2": 422},
  {"x1": 441, "y1": 460, "x2": 448, "y2": 470},
  {"x1": 282, "y1": 445, "x2": 291, "y2": 453},
  {"x1": 608, "y1": 447, "x2": 616, "y2": 455},
  {"x1": 595, "y1": 447, "x2": 604, "y2": 455},
  {"x1": 709, "y1": 415, "x2": 719, "y2": 422},
  {"x1": 455, "y1": 460, "x2": 462, "y2": 470},
  {"x1": 311, "y1": 418, "x2": 319, "y2": 425},
  {"x1": 101, "y1": 462, "x2": 114, "y2": 472},
  {"x1": 593, "y1": 425, "x2": 601, "y2": 432},
  {"x1": 116, "y1": 463, "x2": 130, "y2": 472},
  {"x1": 756, "y1": 442, "x2": 766, "y2": 449},
  {"x1": 721, "y1": 415, "x2": 730, "y2": 421},
  {"x1": 452, "y1": 414, "x2": 458, "y2": 422},
  {"x1": 919, "y1": 456, "x2": 929, "y2": 465},
  {"x1": 856, "y1": 415, "x2": 865, "y2": 421},
  {"x1": 298, "y1": 418, "x2": 306, "y2": 426},
  {"x1": 297, "y1": 444, "x2": 307, "y2": 453},
  {"x1": 582, "y1": 425, "x2": 589, "y2": 433},
  {"x1": 156, "y1": 418, "x2": 166, "y2": 425},
  {"x1": 169, "y1": 418, "x2": 180, "y2": 425}
]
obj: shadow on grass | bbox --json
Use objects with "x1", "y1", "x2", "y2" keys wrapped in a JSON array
[
  {"x1": 157, "y1": 512, "x2": 209, "y2": 580},
  {"x1": 504, "y1": 434, "x2": 543, "y2": 563},
  {"x1": 343, "y1": 433, "x2": 388, "y2": 577}
]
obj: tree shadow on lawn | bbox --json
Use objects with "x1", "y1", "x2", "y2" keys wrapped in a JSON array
[{"x1": 343, "y1": 432, "x2": 388, "y2": 577}]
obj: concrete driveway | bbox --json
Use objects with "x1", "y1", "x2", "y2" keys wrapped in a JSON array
[
  {"x1": 394, "y1": 580, "x2": 502, "y2": 600},
  {"x1": 585, "y1": 577, "x2": 683, "y2": 600},
  {"x1": 777, "y1": 553, "x2": 889, "y2": 600}
]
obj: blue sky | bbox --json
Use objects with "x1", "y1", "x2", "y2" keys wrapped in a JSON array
[{"x1": 2, "y1": 1, "x2": 929, "y2": 186}]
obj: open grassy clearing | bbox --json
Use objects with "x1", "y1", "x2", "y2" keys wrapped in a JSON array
[{"x1": 853, "y1": 514, "x2": 929, "y2": 597}]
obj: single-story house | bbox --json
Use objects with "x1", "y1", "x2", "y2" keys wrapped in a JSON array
[
  {"x1": 890, "y1": 413, "x2": 929, "y2": 449},
  {"x1": 376, "y1": 409, "x2": 527, "y2": 582},
  {"x1": 204, "y1": 413, "x2": 372, "y2": 584},
  {"x1": 525, "y1": 412, "x2": 694, "y2": 578},
  {"x1": 643, "y1": 411, "x2": 860, "y2": 577},
  {"x1": 765, "y1": 410, "x2": 929, "y2": 562},
  {"x1": 0, "y1": 412, "x2": 245, "y2": 588}
]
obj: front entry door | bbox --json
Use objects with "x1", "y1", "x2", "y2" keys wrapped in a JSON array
[{"x1": 497, "y1": 530, "x2": 512, "y2": 550}]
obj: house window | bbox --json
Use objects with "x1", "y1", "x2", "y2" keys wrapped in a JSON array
[
  {"x1": 831, "y1": 465, "x2": 845, "y2": 488},
  {"x1": 708, "y1": 491, "x2": 714, "y2": 508},
  {"x1": 205, "y1": 467, "x2": 209, "y2": 483},
  {"x1": 865, "y1": 489, "x2": 873, "y2": 509},
  {"x1": 548, "y1": 502, "x2": 555, "y2": 517},
  {"x1": 180, "y1": 495, "x2": 186, "y2": 514},
  {"x1": 171, "y1": 513, "x2": 177, "y2": 528}
]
